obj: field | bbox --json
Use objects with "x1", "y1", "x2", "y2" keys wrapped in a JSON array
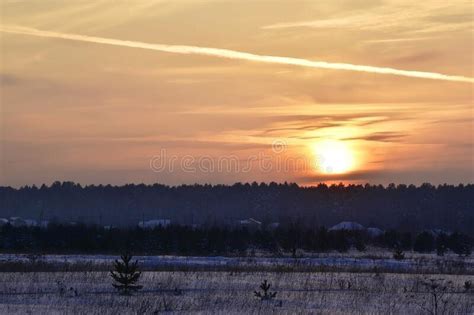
[
  {"x1": 0, "y1": 271, "x2": 473, "y2": 314},
  {"x1": 1, "y1": 251, "x2": 473, "y2": 274},
  {"x1": 0, "y1": 253, "x2": 473, "y2": 314}
]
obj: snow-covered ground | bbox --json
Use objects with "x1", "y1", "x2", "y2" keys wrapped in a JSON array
[
  {"x1": 1, "y1": 253, "x2": 473, "y2": 313},
  {"x1": 1, "y1": 252, "x2": 473, "y2": 274},
  {"x1": 0, "y1": 271, "x2": 472, "y2": 314}
]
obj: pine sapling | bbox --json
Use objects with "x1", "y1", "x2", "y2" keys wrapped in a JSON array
[
  {"x1": 464, "y1": 280, "x2": 472, "y2": 292},
  {"x1": 393, "y1": 247, "x2": 405, "y2": 260},
  {"x1": 254, "y1": 279, "x2": 277, "y2": 301},
  {"x1": 110, "y1": 253, "x2": 143, "y2": 295}
]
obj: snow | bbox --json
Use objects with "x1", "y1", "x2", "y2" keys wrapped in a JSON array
[
  {"x1": 367, "y1": 227, "x2": 384, "y2": 237},
  {"x1": 1, "y1": 217, "x2": 42, "y2": 227},
  {"x1": 1, "y1": 252, "x2": 472, "y2": 274},
  {"x1": 24, "y1": 219, "x2": 38, "y2": 227},
  {"x1": 267, "y1": 222, "x2": 280, "y2": 229},
  {"x1": 329, "y1": 221, "x2": 365, "y2": 231},
  {"x1": 238, "y1": 218, "x2": 262, "y2": 225},
  {"x1": 138, "y1": 219, "x2": 171, "y2": 229},
  {"x1": 9, "y1": 217, "x2": 27, "y2": 227},
  {"x1": 0, "y1": 269, "x2": 472, "y2": 314}
]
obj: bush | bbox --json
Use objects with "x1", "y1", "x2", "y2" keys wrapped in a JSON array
[
  {"x1": 254, "y1": 280, "x2": 277, "y2": 301},
  {"x1": 464, "y1": 281, "x2": 472, "y2": 292},
  {"x1": 393, "y1": 247, "x2": 405, "y2": 260}
]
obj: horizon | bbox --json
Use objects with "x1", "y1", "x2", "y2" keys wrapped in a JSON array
[{"x1": 2, "y1": 180, "x2": 474, "y2": 190}]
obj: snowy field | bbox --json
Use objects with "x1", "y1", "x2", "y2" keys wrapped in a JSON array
[
  {"x1": 0, "y1": 253, "x2": 473, "y2": 313},
  {"x1": 1, "y1": 252, "x2": 473, "y2": 274},
  {"x1": 0, "y1": 271, "x2": 473, "y2": 314}
]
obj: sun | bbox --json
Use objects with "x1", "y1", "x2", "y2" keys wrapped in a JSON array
[{"x1": 313, "y1": 140, "x2": 355, "y2": 174}]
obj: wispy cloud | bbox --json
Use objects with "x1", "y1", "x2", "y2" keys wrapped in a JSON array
[
  {"x1": 262, "y1": 2, "x2": 471, "y2": 34},
  {"x1": 257, "y1": 114, "x2": 409, "y2": 137},
  {"x1": 1, "y1": 25, "x2": 472, "y2": 83},
  {"x1": 0, "y1": 73, "x2": 20, "y2": 85},
  {"x1": 363, "y1": 37, "x2": 435, "y2": 44},
  {"x1": 343, "y1": 132, "x2": 407, "y2": 143}
]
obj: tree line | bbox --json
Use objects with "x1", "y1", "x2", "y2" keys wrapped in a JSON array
[
  {"x1": 0, "y1": 224, "x2": 471, "y2": 257},
  {"x1": 1, "y1": 181, "x2": 473, "y2": 234}
]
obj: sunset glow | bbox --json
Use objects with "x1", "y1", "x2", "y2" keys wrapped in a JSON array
[
  {"x1": 314, "y1": 140, "x2": 355, "y2": 175},
  {"x1": 0, "y1": 1, "x2": 472, "y2": 186}
]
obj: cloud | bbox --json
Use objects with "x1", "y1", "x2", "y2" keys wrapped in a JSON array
[
  {"x1": 258, "y1": 114, "x2": 407, "y2": 137},
  {"x1": 429, "y1": 117, "x2": 473, "y2": 125},
  {"x1": 363, "y1": 37, "x2": 435, "y2": 44},
  {"x1": 0, "y1": 73, "x2": 21, "y2": 85},
  {"x1": 260, "y1": 123, "x2": 339, "y2": 136},
  {"x1": 263, "y1": 17, "x2": 374, "y2": 30},
  {"x1": 389, "y1": 52, "x2": 440, "y2": 65},
  {"x1": 1, "y1": 25, "x2": 473, "y2": 83},
  {"x1": 262, "y1": 2, "x2": 471, "y2": 34},
  {"x1": 343, "y1": 132, "x2": 407, "y2": 143}
]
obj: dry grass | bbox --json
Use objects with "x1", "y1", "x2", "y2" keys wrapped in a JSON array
[
  {"x1": 0, "y1": 271, "x2": 472, "y2": 314},
  {"x1": 1, "y1": 251, "x2": 473, "y2": 274}
]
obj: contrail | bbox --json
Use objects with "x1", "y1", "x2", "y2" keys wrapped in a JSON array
[{"x1": 1, "y1": 25, "x2": 473, "y2": 83}]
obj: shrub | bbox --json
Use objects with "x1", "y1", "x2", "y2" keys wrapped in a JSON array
[
  {"x1": 464, "y1": 281, "x2": 472, "y2": 292},
  {"x1": 393, "y1": 247, "x2": 405, "y2": 260},
  {"x1": 415, "y1": 278, "x2": 455, "y2": 315},
  {"x1": 110, "y1": 253, "x2": 142, "y2": 295},
  {"x1": 254, "y1": 280, "x2": 277, "y2": 301}
]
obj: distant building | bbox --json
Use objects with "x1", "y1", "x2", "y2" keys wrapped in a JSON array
[
  {"x1": 367, "y1": 227, "x2": 384, "y2": 237},
  {"x1": 138, "y1": 219, "x2": 171, "y2": 229},
  {"x1": 24, "y1": 219, "x2": 38, "y2": 227},
  {"x1": 425, "y1": 229, "x2": 451, "y2": 237},
  {"x1": 238, "y1": 218, "x2": 262, "y2": 228},
  {"x1": 267, "y1": 222, "x2": 280, "y2": 230},
  {"x1": 9, "y1": 217, "x2": 26, "y2": 227},
  {"x1": 329, "y1": 221, "x2": 365, "y2": 231},
  {"x1": 1, "y1": 217, "x2": 41, "y2": 227}
]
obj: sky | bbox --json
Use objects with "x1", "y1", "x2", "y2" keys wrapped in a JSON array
[{"x1": 0, "y1": 0, "x2": 473, "y2": 187}]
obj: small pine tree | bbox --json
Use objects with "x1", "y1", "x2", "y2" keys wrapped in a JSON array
[
  {"x1": 254, "y1": 279, "x2": 277, "y2": 301},
  {"x1": 464, "y1": 280, "x2": 472, "y2": 292},
  {"x1": 110, "y1": 253, "x2": 142, "y2": 295},
  {"x1": 393, "y1": 247, "x2": 405, "y2": 260}
]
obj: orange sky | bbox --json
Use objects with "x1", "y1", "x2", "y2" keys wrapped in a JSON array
[{"x1": 0, "y1": 0, "x2": 473, "y2": 186}]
